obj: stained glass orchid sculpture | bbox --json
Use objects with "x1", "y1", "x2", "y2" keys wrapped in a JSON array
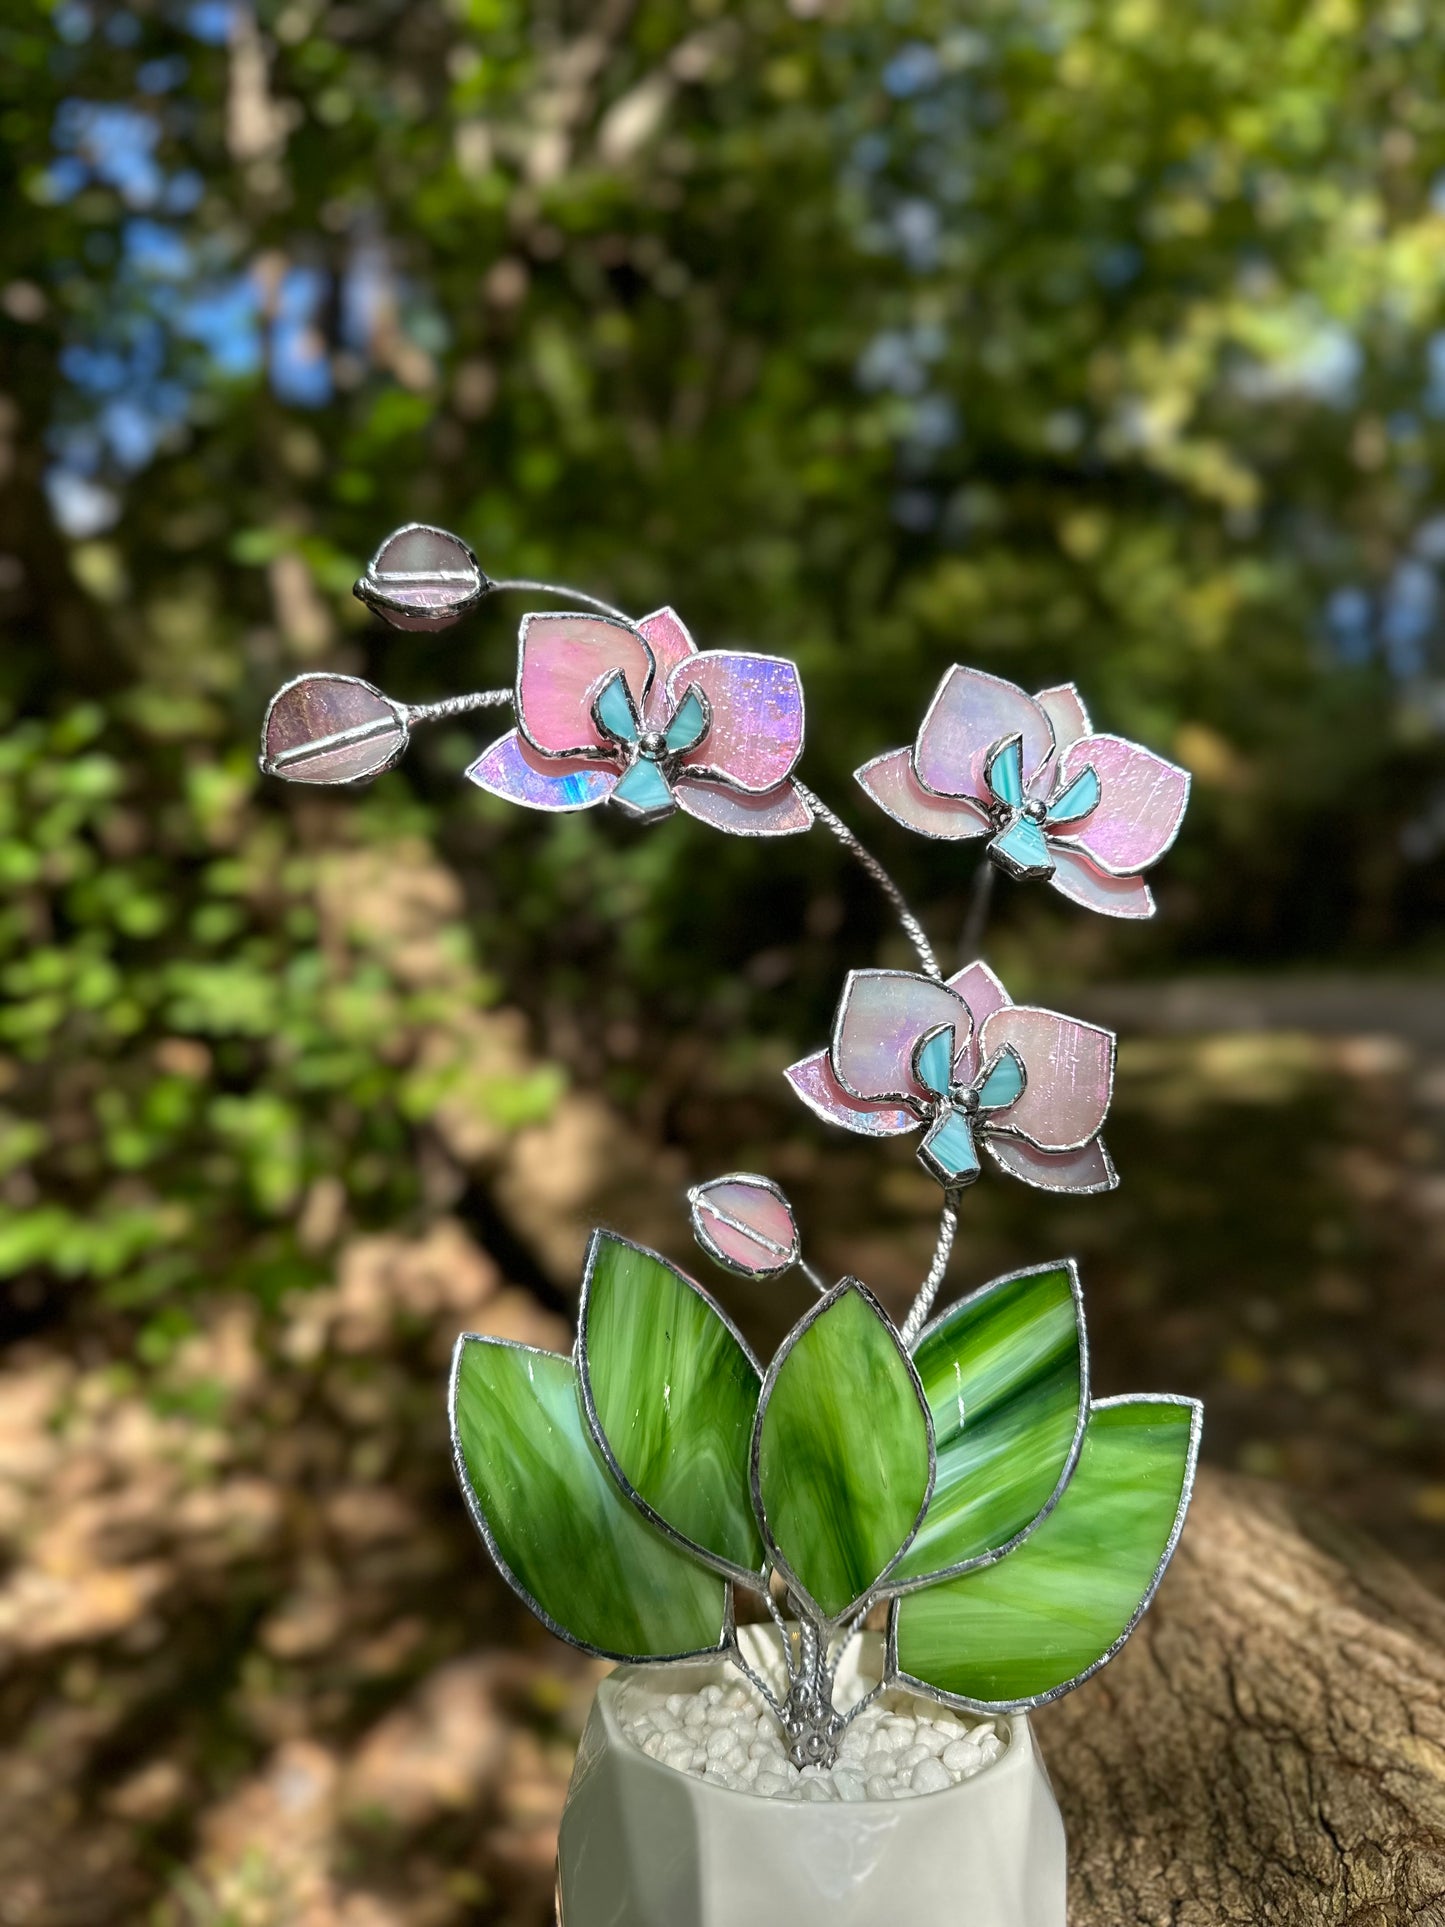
[
  {"x1": 786, "y1": 961, "x2": 1117, "y2": 1195},
  {"x1": 256, "y1": 520, "x2": 1201, "y2": 1779},
  {"x1": 856, "y1": 666, "x2": 1190, "y2": 918}
]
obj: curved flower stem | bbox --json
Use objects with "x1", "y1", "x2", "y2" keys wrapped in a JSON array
[
  {"x1": 489, "y1": 576, "x2": 632, "y2": 623},
  {"x1": 960, "y1": 856, "x2": 996, "y2": 963},
  {"x1": 899, "y1": 1199, "x2": 959, "y2": 1349},
  {"x1": 403, "y1": 690, "x2": 512, "y2": 724},
  {"x1": 794, "y1": 781, "x2": 941, "y2": 981},
  {"x1": 797, "y1": 1258, "x2": 829, "y2": 1296}
]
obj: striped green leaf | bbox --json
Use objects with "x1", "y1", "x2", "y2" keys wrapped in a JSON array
[
  {"x1": 755, "y1": 1281, "x2": 933, "y2": 1620},
  {"x1": 450, "y1": 1334, "x2": 727, "y2": 1660},
  {"x1": 892, "y1": 1396, "x2": 1200, "y2": 1708},
  {"x1": 580, "y1": 1231, "x2": 764, "y2": 1577},
  {"x1": 889, "y1": 1262, "x2": 1084, "y2": 1587}
]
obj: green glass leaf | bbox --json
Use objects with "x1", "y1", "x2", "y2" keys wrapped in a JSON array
[
  {"x1": 889, "y1": 1262, "x2": 1085, "y2": 1588},
  {"x1": 450, "y1": 1334, "x2": 727, "y2": 1660},
  {"x1": 754, "y1": 1281, "x2": 933, "y2": 1621},
  {"x1": 580, "y1": 1230, "x2": 764, "y2": 1577},
  {"x1": 892, "y1": 1396, "x2": 1201, "y2": 1708}
]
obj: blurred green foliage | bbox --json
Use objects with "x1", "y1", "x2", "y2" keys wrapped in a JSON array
[{"x1": 1, "y1": 0, "x2": 1443, "y2": 1317}]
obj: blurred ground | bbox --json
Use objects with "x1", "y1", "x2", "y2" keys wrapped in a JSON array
[{"x1": 0, "y1": 978, "x2": 1441, "y2": 1926}]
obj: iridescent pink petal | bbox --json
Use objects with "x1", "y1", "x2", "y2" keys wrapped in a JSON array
[
  {"x1": 913, "y1": 666, "x2": 1054, "y2": 804},
  {"x1": 984, "y1": 1136, "x2": 1118, "y2": 1194},
  {"x1": 979, "y1": 1006, "x2": 1115, "y2": 1151},
  {"x1": 1034, "y1": 684, "x2": 1092, "y2": 756},
  {"x1": 1033, "y1": 683, "x2": 1092, "y2": 792},
  {"x1": 673, "y1": 777, "x2": 813, "y2": 837},
  {"x1": 466, "y1": 729, "x2": 617, "y2": 811},
  {"x1": 689, "y1": 1175, "x2": 799, "y2": 1277},
  {"x1": 1054, "y1": 734, "x2": 1189, "y2": 875},
  {"x1": 945, "y1": 959, "x2": 1012, "y2": 1026},
  {"x1": 855, "y1": 749, "x2": 991, "y2": 839},
  {"x1": 516, "y1": 613, "x2": 654, "y2": 758},
  {"x1": 832, "y1": 971, "x2": 971, "y2": 1105},
  {"x1": 785, "y1": 1048, "x2": 918, "y2": 1138},
  {"x1": 1049, "y1": 848, "x2": 1155, "y2": 920},
  {"x1": 669, "y1": 652, "x2": 804, "y2": 794},
  {"x1": 637, "y1": 607, "x2": 698, "y2": 725}
]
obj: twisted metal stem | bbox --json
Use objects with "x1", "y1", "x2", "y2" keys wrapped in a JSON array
[
  {"x1": 725, "y1": 1636, "x2": 787, "y2": 1722},
  {"x1": 403, "y1": 689, "x2": 511, "y2": 723},
  {"x1": 794, "y1": 782, "x2": 941, "y2": 981},
  {"x1": 900, "y1": 1200, "x2": 959, "y2": 1349}
]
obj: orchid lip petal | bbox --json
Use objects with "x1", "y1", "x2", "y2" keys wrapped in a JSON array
[{"x1": 911, "y1": 1024, "x2": 957, "y2": 1100}]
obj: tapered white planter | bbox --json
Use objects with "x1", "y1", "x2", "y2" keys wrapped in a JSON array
[{"x1": 556, "y1": 1630, "x2": 1067, "y2": 1927}]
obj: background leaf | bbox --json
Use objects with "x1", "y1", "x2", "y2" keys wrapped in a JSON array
[{"x1": 451, "y1": 1334, "x2": 727, "y2": 1660}]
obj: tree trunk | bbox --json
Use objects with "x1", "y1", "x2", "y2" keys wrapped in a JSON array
[{"x1": 1035, "y1": 1468, "x2": 1445, "y2": 1926}]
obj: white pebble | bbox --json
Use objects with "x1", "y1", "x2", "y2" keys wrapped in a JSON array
[
  {"x1": 910, "y1": 1756, "x2": 952, "y2": 1795},
  {"x1": 621, "y1": 1682, "x2": 1007, "y2": 1803}
]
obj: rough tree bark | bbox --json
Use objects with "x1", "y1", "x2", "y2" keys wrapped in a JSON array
[{"x1": 1035, "y1": 1468, "x2": 1445, "y2": 1926}]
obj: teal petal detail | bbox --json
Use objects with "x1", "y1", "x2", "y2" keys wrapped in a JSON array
[
  {"x1": 892, "y1": 1396, "x2": 1200, "y2": 1708},
  {"x1": 665, "y1": 685, "x2": 710, "y2": 754},
  {"x1": 912, "y1": 1023, "x2": 956, "y2": 1099},
  {"x1": 1046, "y1": 763, "x2": 1100, "y2": 828},
  {"x1": 975, "y1": 1045, "x2": 1026, "y2": 1112},
  {"x1": 450, "y1": 1336, "x2": 727, "y2": 1660},
  {"x1": 988, "y1": 812, "x2": 1053, "y2": 879},
  {"x1": 580, "y1": 1232, "x2": 764, "y2": 1578},
  {"x1": 985, "y1": 734, "x2": 1025, "y2": 809},
  {"x1": 754, "y1": 1282, "x2": 934, "y2": 1620},
  {"x1": 612, "y1": 757, "x2": 675, "y2": 820},
  {"x1": 593, "y1": 669, "x2": 640, "y2": 745},
  {"x1": 918, "y1": 1107, "x2": 980, "y2": 1187},
  {"x1": 890, "y1": 1262, "x2": 1084, "y2": 1586}
]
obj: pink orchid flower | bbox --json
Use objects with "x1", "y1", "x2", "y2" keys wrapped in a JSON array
[
  {"x1": 786, "y1": 960, "x2": 1117, "y2": 1194},
  {"x1": 855, "y1": 667, "x2": 1190, "y2": 918},
  {"x1": 467, "y1": 607, "x2": 812, "y2": 836}
]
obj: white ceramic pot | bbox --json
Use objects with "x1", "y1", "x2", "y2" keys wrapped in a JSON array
[{"x1": 555, "y1": 1629, "x2": 1066, "y2": 1927}]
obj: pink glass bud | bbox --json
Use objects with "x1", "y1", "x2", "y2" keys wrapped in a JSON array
[
  {"x1": 688, "y1": 1174, "x2": 800, "y2": 1278},
  {"x1": 355, "y1": 523, "x2": 489, "y2": 631},
  {"x1": 260, "y1": 673, "x2": 409, "y2": 785}
]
